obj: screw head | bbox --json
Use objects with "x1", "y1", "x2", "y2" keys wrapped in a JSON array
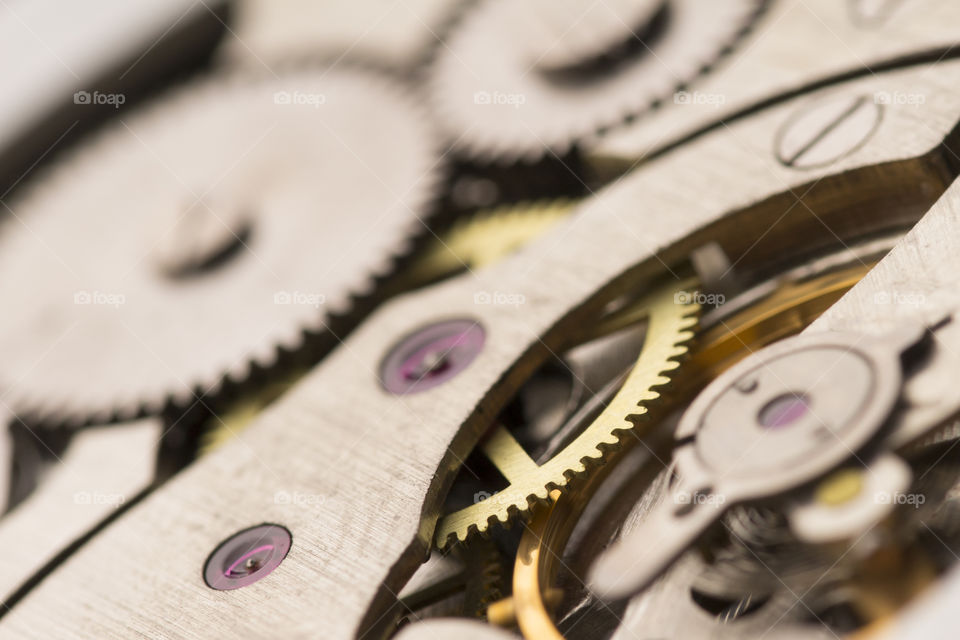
[
  {"x1": 204, "y1": 523, "x2": 291, "y2": 590},
  {"x1": 775, "y1": 93, "x2": 882, "y2": 170},
  {"x1": 380, "y1": 319, "x2": 485, "y2": 394}
]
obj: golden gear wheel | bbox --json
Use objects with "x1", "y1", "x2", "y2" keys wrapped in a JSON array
[
  {"x1": 494, "y1": 261, "x2": 877, "y2": 639},
  {"x1": 435, "y1": 282, "x2": 699, "y2": 548},
  {"x1": 403, "y1": 200, "x2": 576, "y2": 285}
]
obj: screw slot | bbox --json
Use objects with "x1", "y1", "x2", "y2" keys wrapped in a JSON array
[
  {"x1": 381, "y1": 319, "x2": 486, "y2": 394},
  {"x1": 774, "y1": 93, "x2": 882, "y2": 170},
  {"x1": 204, "y1": 523, "x2": 292, "y2": 590}
]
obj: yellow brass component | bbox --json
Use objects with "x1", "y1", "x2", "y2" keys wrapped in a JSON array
[
  {"x1": 684, "y1": 261, "x2": 871, "y2": 390},
  {"x1": 816, "y1": 468, "x2": 866, "y2": 506},
  {"x1": 507, "y1": 261, "x2": 873, "y2": 638},
  {"x1": 404, "y1": 200, "x2": 575, "y2": 284},
  {"x1": 436, "y1": 282, "x2": 699, "y2": 547},
  {"x1": 486, "y1": 597, "x2": 517, "y2": 628},
  {"x1": 512, "y1": 490, "x2": 575, "y2": 640}
]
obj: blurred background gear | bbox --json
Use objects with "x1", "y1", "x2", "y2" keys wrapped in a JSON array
[
  {"x1": 223, "y1": 0, "x2": 465, "y2": 74},
  {"x1": 0, "y1": 66, "x2": 444, "y2": 428},
  {"x1": 195, "y1": 199, "x2": 576, "y2": 460},
  {"x1": 427, "y1": 0, "x2": 766, "y2": 161}
]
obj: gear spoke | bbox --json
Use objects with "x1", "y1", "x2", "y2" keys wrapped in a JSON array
[
  {"x1": 481, "y1": 427, "x2": 540, "y2": 484},
  {"x1": 435, "y1": 282, "x2": 699, "y2": 547}
]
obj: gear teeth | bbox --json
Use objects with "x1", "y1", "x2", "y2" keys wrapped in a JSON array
[
  {"x1": 427, "y1": 0, "x2": 768, "y2": 162},
  {"x1": 436, "y1": 285, "x2": 701, "y2": 548},
  {"x1": 459, "y1": 537, "x2": 507, "y2": 618},
  {"x1": 0, "y1": 63, "x2": 447, "y2": 432}
]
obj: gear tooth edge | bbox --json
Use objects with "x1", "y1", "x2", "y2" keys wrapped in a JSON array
[
  {"x1": 667, "y1": 346, "x2": 691, "y2": 362},
  {"x1": 596, "y1": 433, "x2": 624, "y2": 453},
  {"x1": 11, "y1": 66, "x2": 447, "y2": 431},
  {"x1": 488, "y1": 504, "x2": 514, "y2": 533},
  {"x1": 529, "y1": 485, "x2": 552, "y2": 504},
  {"x1": 493, "y1": 506, "x2": 509, "y2": 525},
  {"x1": 437, "y1": 283, "x2": 703, "y2": 549},
  {"x1": 557, "y1": 465, "x2": 580, "y2": 485},
  {"x1": 659, "y1": 358, "x2": 682, "y2": 372},
  {"x1": 459, "y1": 520, "x2": 485, "y2": 544},
  {"x1": 439, "y1": 530, "x2": 460, "y2": 550},
  {"x1": 446, "y1": 523, "x2": 483, "y2": 551}
]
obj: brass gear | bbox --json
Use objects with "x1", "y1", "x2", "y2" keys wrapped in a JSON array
[
  {"x1": 493, "y1": 259, "x2": 876, "y2": 639},
  {"x1": 390, "y1": 538, "x2": 507, "y2": 628},
  {"x1": 402, "y1": 200, "x2": 576, "y2": 285},
  {"x1": 435, "y1": 282, "x2": 699, "y2": 548}
]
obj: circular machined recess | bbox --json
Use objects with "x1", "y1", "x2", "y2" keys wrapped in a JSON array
[
  {"x1": 694, "y1": 346, "x2": 874, "y2": 475},
  {"x1": 758, "y1": 392, "x2": 811, "y2": 429},
  {"x1": 380, "y1": 319, "x2": 486, "y2": 394},
  {"x1": 204, "y1": 523, "x2": 292, "y2": 590}
]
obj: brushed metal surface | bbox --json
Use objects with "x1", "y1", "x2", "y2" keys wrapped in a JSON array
[
  {"x1": 0, "y1": 420, "x2": 159, "y2": 606},
  {"x1": 595, "y1": 0, "x2": 960, "y2": 161},
  {"x1": 3, "y1": 61, "x2": 960, "y2": 639}
]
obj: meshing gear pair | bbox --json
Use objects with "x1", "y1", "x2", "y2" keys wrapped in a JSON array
[{"x1": 436, "y1": 283, "x2": 699, "y2": 547}]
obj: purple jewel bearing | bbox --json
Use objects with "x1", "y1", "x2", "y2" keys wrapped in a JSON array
[
  {"x1": 380, "y1": 319, "x2": 486, "y2": 394},
  {"x1": 204, "y1": 523, "x2": 292, "y2": 590},
  {"x1": 759, "y1": 392, "x2": 811, "y2": 429}
]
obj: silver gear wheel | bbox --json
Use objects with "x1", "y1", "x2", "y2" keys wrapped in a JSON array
[
  {"x1": 427, "y1": 0, "x2": 766, "y2": 161},
  {"x1": 506, "y1": 0, "x2": 668, "y2": 75},
  {"x1": 0, "y1": 66, "x2": 444, "y2": 427}
]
